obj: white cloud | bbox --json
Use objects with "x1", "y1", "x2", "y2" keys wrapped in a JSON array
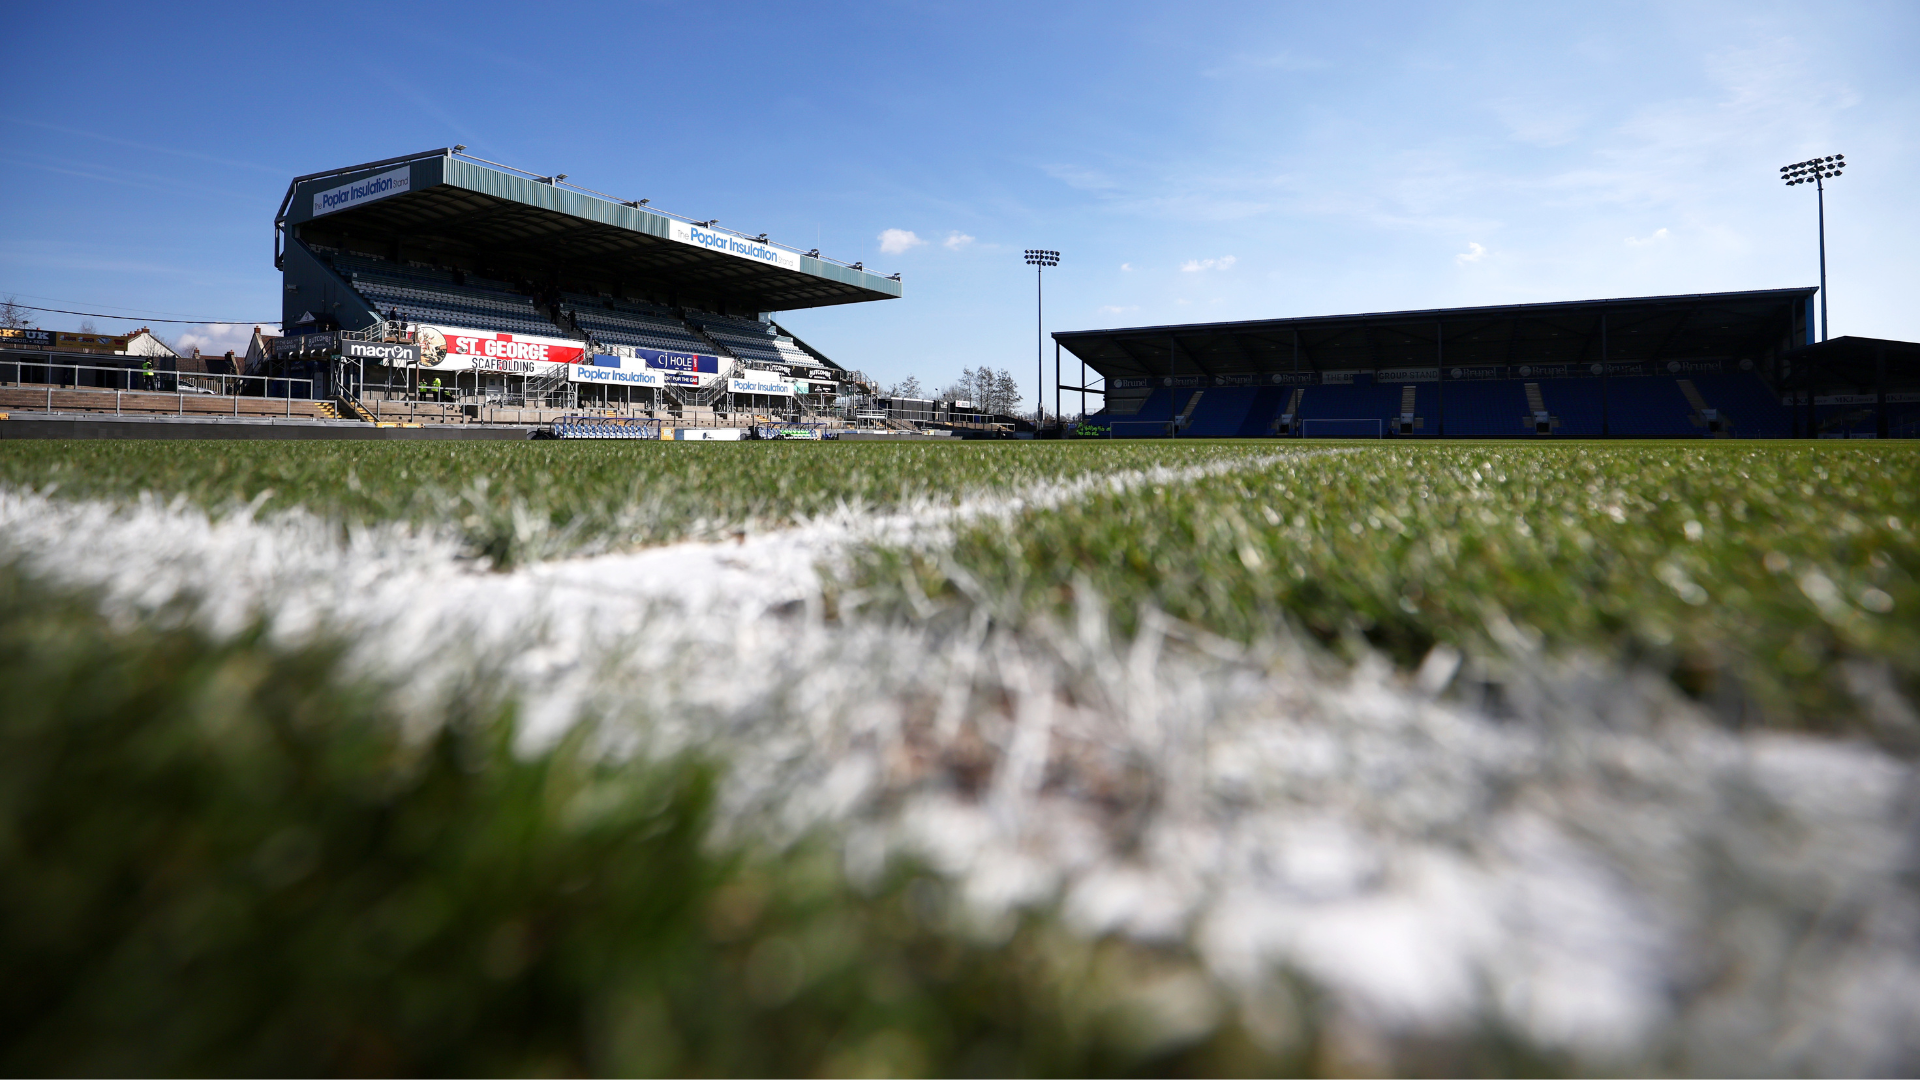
[
  {"x1": 1490, "y1": 97, "x2": 1587, "y2": 147},
  {"x1": 1202, "y1": 50, "x2": 1330, "y2": 78},
  {"x1": 1179, "y1": 255, "x2": 1237, "y2": 273},
  {"x1": 943, "y1": 231, "x2": 974, "y2": 250},
  {"x1": 1625, "y1": 228, "x2": 1670, "y2": 247},
  {"x1": 1097, "y1": 304, "x2": 1139, "y2": 315},
  {"x1": 878, "y1": 229, "x2": 924, "y2": 255},
  {"x1": 1120, "y1": 262, "x2": 1133, "y2": 272},
  {"x1": 174, "y1": 323, "x2": 253, "y2": 356},
  {"x1": 1455, "y1": 242, "x2": 1488, "y2": 266},
  {"x1": 1041, "y1": 163, "x2": 1119, "y2": 191}
]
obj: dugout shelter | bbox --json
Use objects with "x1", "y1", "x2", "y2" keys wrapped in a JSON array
[{"x1": 1059, "y1": 289, "x2": 1920, "y2": 439}]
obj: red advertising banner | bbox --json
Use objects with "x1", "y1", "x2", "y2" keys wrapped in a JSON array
[{"x1": 417, "y1": 326, "x2": 586, "y2": 372}]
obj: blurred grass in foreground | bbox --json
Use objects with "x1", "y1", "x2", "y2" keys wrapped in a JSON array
[
  {"x1": 0, "y1": 564, "x2": 1320, "y2": 1077},
  {"x1": 0, "y1": 440, "x2": 1271, "y2": 565},
  {"x1": 846, "y1": 442, "x2": 1920, "y2": 738}
]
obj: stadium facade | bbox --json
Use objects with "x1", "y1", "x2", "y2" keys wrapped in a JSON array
[
  {"x1": 270, "y1": 147, "x2": 903, "y2": 425},
  {"x1": 1059, "y1": 289, "x2": 1920, "y2": 439}
]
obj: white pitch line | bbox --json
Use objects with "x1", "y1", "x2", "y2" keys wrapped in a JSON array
[{"x1": 0, "y1": 445, "x2": 1916, "y2": 1073}]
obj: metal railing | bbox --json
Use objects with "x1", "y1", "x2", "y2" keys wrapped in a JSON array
[{"x1": 0, "y1": 358, "x2": 319, "y2": 418}]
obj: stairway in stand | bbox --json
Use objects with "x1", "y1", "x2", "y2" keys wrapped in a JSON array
[
  {"x1": 1177, "y1": 390, "x2": 1205, "y2": 430},
  {"x1": 336, "y1": 396, "x2": 376, "y2": 423}
]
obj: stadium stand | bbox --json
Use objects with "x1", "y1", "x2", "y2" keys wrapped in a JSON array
[
  {"x1": 1056, "y1": 290, "x2": 1920, "y2": 440},
  {"x1": 325, "y1": 254, "x2": 562, "y2": 339},
  {"x1": 0, "y1": 385, "x2": 333, "y2": 420},
  {"x1": 685, "y1": 311, "x2": 817, "y2": 369},
  {"x1": 1685, "y1": 372, "x2": 1794, "y2": 437},
  {"x1": 560, "y1": 294, "x2": 715, "y2": 355}
]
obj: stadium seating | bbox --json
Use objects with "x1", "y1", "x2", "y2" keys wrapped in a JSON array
[
  {"x1": 1684, "y1": 372, "x2": 1794, "y2": 437},
  {"x1": 1520, "y1": 379, "x2": 1592, "y2": 435},
  {"x1": 0, "y1": 386, "x2": 332, "y2": 420},
  {"x1": 684, "y1": 311, "x2": 815, "y2": 368},
  {"x1": 330, "y1": 255, "x2": 560, "y2": 338},
  {"x1": 1294, "y1": 380, "x2": 1405, "y2": 437},
  {"x1": 1086, "y1": 371, "x2": 1809, "y2": 439},
  {"x1": 1435, "y1": 380, "x2": 1530, "y2": 436},
  {"x1": 561, "y1": 294, "x2": 715, "y2": 355}
]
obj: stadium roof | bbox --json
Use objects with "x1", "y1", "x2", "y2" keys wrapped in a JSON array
[
  {"x1": 1781, "y1": 335, "x2": 1920, "y2": 390},
  {"x1": 1055, "y1": 288, "x2": 1818, "y2": 382},
  {"x1": 276, "y1": 148, "x2": 902, "y2": 313}
]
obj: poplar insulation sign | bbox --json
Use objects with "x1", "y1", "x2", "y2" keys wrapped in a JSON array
[{"x1": 311, "y1": 166, "x2": 411, "y2": 216}]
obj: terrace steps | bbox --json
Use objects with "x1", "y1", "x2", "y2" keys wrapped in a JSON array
[{"x1": 0, "y1": 386, "x2": 331, "y2": 420}]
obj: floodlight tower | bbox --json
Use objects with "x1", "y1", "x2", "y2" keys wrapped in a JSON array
[
  {"x1": 1780, "y1": 153, "x2": 1845, "y2": 341},
  {"x1": 1024, "y1": 249, "x2": 1059, "y2": 430}
]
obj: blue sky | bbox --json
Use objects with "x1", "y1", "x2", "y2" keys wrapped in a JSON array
[{"x1": 3, "y1": 1, "x2": 1915, "y2": 402}]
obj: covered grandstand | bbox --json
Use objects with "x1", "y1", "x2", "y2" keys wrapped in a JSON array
[
  {"x1": 1059, "y1": 289, "x2": 1919, "y2": 439},
  {"x1": 267, "y1": 147, "x2": 897, "y2": 427}
]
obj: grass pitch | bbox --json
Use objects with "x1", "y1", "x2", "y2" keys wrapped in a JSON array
[
  {"x1": 0, "y1": 439, "x2": 1268, "y2": 562},
  {"x1": 2, "y1": 436, "x2": 1917, "y2": 1075},
  {"x1": 848, "y1": 441, "x2": 1919, "y2": 737},
  {"x1": 2, "y1": 437, "x2": 1913, "y2": 732}
]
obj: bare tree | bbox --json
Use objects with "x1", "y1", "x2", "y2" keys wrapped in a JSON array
[
  {"x1": 78, "y1": 319, "x2": 97, "y2": 334},
  {"x1": 990, "y1": 368, "x2": 1022, "y2": 415},
  {"x1": 938, "y1": 366, "x2": 1022, "y2": 414},
  {"x1": 0, "y1": 296, "x2": 33, "y2": 330},
  {"x1": 886, "y1": 375, "x2": 924, "y2": 399}
]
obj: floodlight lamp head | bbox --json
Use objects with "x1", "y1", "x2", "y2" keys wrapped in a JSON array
[
  {"x1": 555, "y1": 174, "x2": 568, "y2": 182},
  {"x1": 453, "y1": 144, "x2": 467, "y2": 153}
]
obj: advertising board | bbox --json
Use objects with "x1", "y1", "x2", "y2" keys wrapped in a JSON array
[
  {"x1": 637, "y1": 346, "x2": 720, "y2": 373},
  {"x1": 667, "y1": 220, "x2": 803, "y2": 273},
  {"x1": 728, "y1": 377, "x2": 796, "y2": 396},
  {"x1": 53, "y1": 332, "x2": 130, "y2": 352},
  {"x1": 312, "y1": 166, "x2": 411, "y2": 217},
  {"x1": 415, "y1": 326, "x2": 585, "y2": 373},
  {"x1": 0, "y1": 328, "x2": 53, "y2": 348},
  {"x1": 343, "y1": 340, "x2": 420, "y2": 365},
  {"x1": 570, "y1": 365, "x2": 663, "y2": 387},
  {"x1": 1377, "y1": 367, "x2": 1440, "y2": 382}
]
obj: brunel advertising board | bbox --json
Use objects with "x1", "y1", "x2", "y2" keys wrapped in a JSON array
[{"x1": 415, "y1": 326, "x2": 585, "y2": 373}]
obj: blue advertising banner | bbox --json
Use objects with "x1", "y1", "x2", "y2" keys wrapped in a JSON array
[{"x1": 636, "y1": 346, "x2": 720, "y2": 373}]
